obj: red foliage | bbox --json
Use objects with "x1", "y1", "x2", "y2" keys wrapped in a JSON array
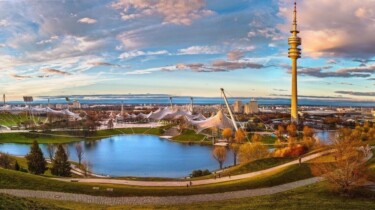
[{"x1": 273, "y1": 144, "x2": 308, "y2": 158}]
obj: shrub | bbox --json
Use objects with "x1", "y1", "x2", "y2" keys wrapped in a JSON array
[
  {"x1": 239, "y1": 142, "x2": 269, "y2": 163},
  {"x1": 191, "y1": 169, "x2": 211, "y2": 177},
  {"x1": 273, "y1": 144, "x2": 308, "y2": 158},
  {"x1": 0, "y1": 153, "x2": 14, "y2": 169}
]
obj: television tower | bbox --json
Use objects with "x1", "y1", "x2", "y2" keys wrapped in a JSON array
[{"x1": 288, "y1": 1, "x2": 301, "y2": 123}]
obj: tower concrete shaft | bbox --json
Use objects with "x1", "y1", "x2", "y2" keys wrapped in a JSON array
[{"x1": 288, "y1": 1, "x2": 301, "y2": 123}]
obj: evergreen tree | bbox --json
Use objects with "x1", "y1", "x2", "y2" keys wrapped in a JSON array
[
  {"x1": 25, "y1": 140, "x2": 47, "y2": 175},
  {"x1": 14, "y1": 161, "x2": 20, "y2": 171},
  {"x1": 51, "y1": 144, "x2": 71, "y2": 177}
]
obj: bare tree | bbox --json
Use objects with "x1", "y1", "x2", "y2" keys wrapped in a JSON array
[
  {"x1": 75, "y1": 143, "x2": 84, "y2": 165},
  {"x1": 212, "y1": 146, "x2": 227, "y2": 169},
  {"x1": 82, "y1": 160, "x2": 91, "y2": 177},
  {"x1": 46, "y1": 144, "x2": 56, "y2": 161},
  {"x1": 107, "y1": 119, "x2": 114, "y2": 129},
  {"x1": 310, "y1": 128, "x2": 368, "y2": 195}
]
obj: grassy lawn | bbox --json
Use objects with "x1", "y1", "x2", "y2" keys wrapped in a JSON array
[
  {"x1": 0, "y1": 162, "x2": 313, "y2": 197},
  {"x1": 0, "y1": 113, "x2": 45, "y2": 127},
  {"x1": 0, "y1": 128, "x2": 162, "y2": 144},
  {"x1": 261, "y1": 135, "x2": 277, "y2": 145},
  {"x1": 0, "y1": 132, "x2": 83, "y2": 144},
  {"x1": 191, "y1": 157, "x2": 295, "y2": 180},
  {"x1": 3, "y1": 183, "x2": 375, "y2": 210},
  {"x1": 225, "y1": 157, "x2": 295, "y2": 176},
  {"x1": 171, "y1": 129, "x2": 208, "y2": 144},
  {"x1": 0, "y1": 193, "x2": 63, "y2": 210}
]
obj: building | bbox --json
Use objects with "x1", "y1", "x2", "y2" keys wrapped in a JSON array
[
  {"x1": 233, "y1": 100, "x2": 243, "y2": 113},
  {"x1": 244, "y1": 98, "x2": 259, "y2": 114},
  {"x1": 55, "y1": 104, "x2": 69, "y2": 109},
  {"x1": 288, "y1": 1, "x2": 301, "y2": 123},
  {"x1": 72, "y1": 100, "x2": 81, "y2": 109}
]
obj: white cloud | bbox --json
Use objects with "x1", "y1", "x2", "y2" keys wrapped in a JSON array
[
  {"x1": 278, "y1": 0, "x2": 375, "y2": 58},
  {"x1": 77, "y1": 17, "x2": 97, "y2": 24},
  {"x1": 111, "y1": 0, "x2": 214, "y2": 25},
  {"x1": 119, "y1": 50, "x2": 169, "y2": 60},
  {"x1": 0, "y1": 19, "x2": 9, "y2": 27},
  {"x1": 178, "y1": 45, "x2": 222, "y2": 55}
]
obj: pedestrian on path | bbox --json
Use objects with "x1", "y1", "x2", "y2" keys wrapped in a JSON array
[{"x1": 190, "y1": 181, "x2": 192, "y2": 186}]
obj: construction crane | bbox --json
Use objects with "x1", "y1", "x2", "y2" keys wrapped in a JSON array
[
  {"x1": 190, "y1": 97, "x2": 194, "y2": 113},
  {"x1": 169, "y1": 97, "x2": 173, "y2": 109},
  {"x1": 220, "y1": 88, "x2": 238, "y2": 131}
]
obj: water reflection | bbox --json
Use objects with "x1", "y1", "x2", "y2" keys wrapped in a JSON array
[{"x1": 0, "y1": 135, "x2": 233, "y2": 178}]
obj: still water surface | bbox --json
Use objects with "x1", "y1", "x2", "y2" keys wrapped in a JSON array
[{"x1": 0, "y1": 135, "x2": 233, "y2": 178}]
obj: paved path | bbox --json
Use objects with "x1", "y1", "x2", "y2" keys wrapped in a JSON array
[
  {"x1": 54, "y1": 149, "x2": 335, "y2": 187},
  {"x1": 0, "y1": 177, "x2": 322, "y2": 205}
]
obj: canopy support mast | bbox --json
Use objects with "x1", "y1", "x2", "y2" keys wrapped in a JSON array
[{"x1": 220, "y1": 88, "x2": 238, "y2": 131}]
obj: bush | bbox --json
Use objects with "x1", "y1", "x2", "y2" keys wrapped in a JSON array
[
  {"x1": 239, "y1": 142, "x2": 269, "y2": 163},
  {"x1": 273, "y1": 144, "x2": 308, "y2": 158},
  {"x1": 0, "y1": 153, "x2": 14, "y2": 169},
  {"x1": 191, "y1": 169, "x2": 211, "y2": 177}
]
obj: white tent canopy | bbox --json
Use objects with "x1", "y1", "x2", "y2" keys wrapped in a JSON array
[
  {"x1": 187, "y1": 109, "x2": 234, "y2": 133},
  {"x1": 0, "y1": 105, "x2": 81, "y2": 120}
]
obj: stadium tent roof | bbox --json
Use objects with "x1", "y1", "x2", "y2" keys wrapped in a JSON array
[
  {"x1": 137, "y1": 113, "x2": 150, "y2": 119},
  {"x1": 187, "y1": 109, "x2": 234, "y2": 133},
  {"x1": 147, "y1": 107, "x2": 175, "y2": 121},
  {"x1": 186, "y1": 113, "x2": 207, "y2": 121},
  {"x1": 0, "y1": 106, "x2": 81, "y2": 119}
]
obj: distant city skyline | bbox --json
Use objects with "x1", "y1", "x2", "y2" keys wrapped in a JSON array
[{"x1": 1, "y1": 0, "x2": 375, "y2": 101}]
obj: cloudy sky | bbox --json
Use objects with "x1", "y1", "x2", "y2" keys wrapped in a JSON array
[{"x1": 1, "y1": 0, "x2": 375, "y2": 101}]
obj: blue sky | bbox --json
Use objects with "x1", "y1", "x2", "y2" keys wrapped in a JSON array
[{"x1": 1, "y1": 0, "x2": 375, "y2": 100}]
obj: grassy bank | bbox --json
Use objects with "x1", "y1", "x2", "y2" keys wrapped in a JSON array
[
  {"x1": 0, "y1": 193, "x2": 63, "y2": 210},
  {"x1": 0, "y1": 127, "x2": 162, "y2": 144},
  {"x1": 171, "y1": 129, "x2": 208, "y2": 144},
  {"x1": 3, "y1": 182, "x2": 375, "y2": 210},
  {"x1": 0, "y1": 162, "x2": 313, "y2": 197}
]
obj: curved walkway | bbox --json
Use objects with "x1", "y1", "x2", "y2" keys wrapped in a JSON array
[
  {"x1": 54, "y1": 149, "x2": 335, "y2": 187},
  {"x1": 0, "y1": 177, "x2": 322, "y2": 205}
]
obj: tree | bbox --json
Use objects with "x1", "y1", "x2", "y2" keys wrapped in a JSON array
[
  {"x1": 51, "y1": 144, "x2": 71, "y2": 177},
  {"x1": 46, "y1": 144, "x2": 56, "y2": 161},
  {"x1": 14, "y1": 161, "x2": 20, "y2": 171},
  {"x1": 230, "y1": 143, "x2": 241, "y2": 166},
  {"x1": 310, "y1": 129, "x2": 368, "y2": 195},
  {"x1": 212, "y1": 146, "x2": 227, "y2": 169},
  {"x1": 107, "y1": 119, "x2": 114, "y2": 129},
  {"x1": 287, "y1": 123, "x2": 297, "y2": 138},
  {"x1": 303, "y1": 126, "x2": 316, "y2": 149},
  {"x1": 231, "y1": 128, "x2": 246, "y2": 166},
  {"x1": 303, "y1": 126, "x2": 314, "y2": 138},
  {"x1": 234, "y1": 128, "x2": 246, "y2": 143},
  {"x1": 222, "y1": 128, "x2": 233, "y2": 142},
  {"x1": 75, "y1": 143, "x2": 84, "y2": 165},
  {"x1": 276, "y1": 125, "x2": 285, "y2": 139},
  {"x1": 82, "y1": 161, "x2": 91, "y2": 177},
  {"x1": 239, "y1": 142, "x2": 269, "y2": 163},
  {"x1": 251, "y1": 134, "x2": 262, "y2": 142},
  {"x1": 0, "y1": 153, "x2": 13, "y2": 169},
  {"x1": 25, "y1": 140, "x2": 47, "y2": 175}
]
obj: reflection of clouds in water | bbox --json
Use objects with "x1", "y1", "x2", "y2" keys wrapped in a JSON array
[{"x1": 314, "y1": 131, "x2": 338, "y2": 144}]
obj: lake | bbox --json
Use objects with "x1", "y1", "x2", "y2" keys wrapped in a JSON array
[{"x1": 0, "y1": 135, "x2": 233, "y2": 178}]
